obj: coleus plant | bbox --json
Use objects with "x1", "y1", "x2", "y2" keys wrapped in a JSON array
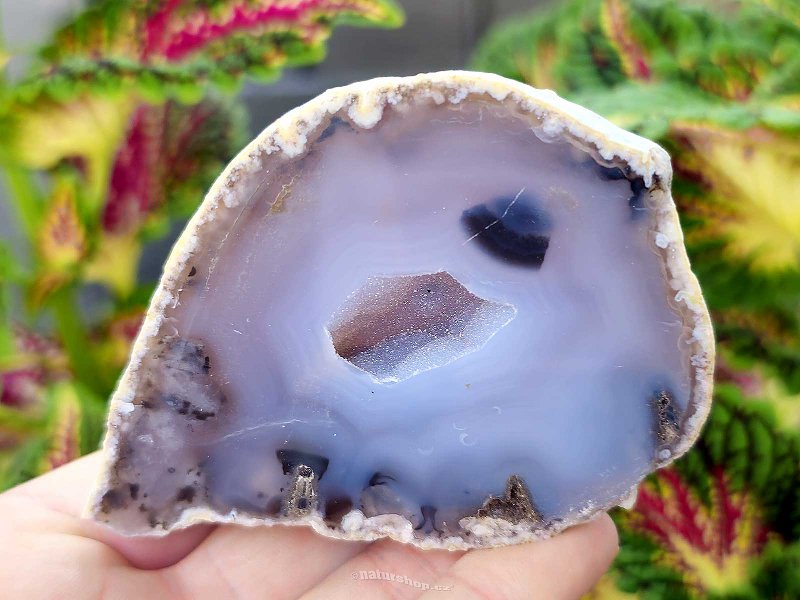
[
  {"x1": 0, "y1": 0, "x2": 403, "y2": 486},
  {"x1": 473, "y1": 0, "x2": 800, "y2": 597}
]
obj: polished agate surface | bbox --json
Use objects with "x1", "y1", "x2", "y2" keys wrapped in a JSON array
[{"x1": 94, "y1": 96, "x2": 692, "y2": 543}]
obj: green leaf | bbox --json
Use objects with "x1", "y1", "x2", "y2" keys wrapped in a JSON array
[{"x1": 0, "y1": 437, "x2": 48, "y2": 491}]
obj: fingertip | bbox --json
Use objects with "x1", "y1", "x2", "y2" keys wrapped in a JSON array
[
  {"x1": 590, "y1": 512, "x2": 620, "y2": 568},
  {"x1": 593, "y1": 512, "x2": 619, "y2": 547},
  {"x1": 89, "y1": 522, "x2": 216, "y2": 570}
]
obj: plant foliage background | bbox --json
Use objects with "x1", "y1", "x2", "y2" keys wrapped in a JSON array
[
  {"x1": 0, "y1": 0, "x2": 402, "y2": 481},
  {"x1": 1, "y1": 0, "x2": 799, "y2": 597},
  {"x1": 473, "y1": 0, "x2": 800, "y2": 597}
]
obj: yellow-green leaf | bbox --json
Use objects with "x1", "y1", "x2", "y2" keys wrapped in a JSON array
[
  {"x1": 9, "y1": 95, "x2": 135, "y2": 211},
  {"x1": 38, "y1": 178, "x2": 86, "y2": 270},
  {"x1": 674, "y1": 123, "x2": 800, "y2": 273},
  {"x1": 82, "y1": 232, "x2": 142, "y2": 298}
]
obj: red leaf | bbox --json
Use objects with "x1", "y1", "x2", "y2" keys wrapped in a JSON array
[
  {"x1": 1, "y1": 327, "x2": 66, "y2": 409},
  {"x1": 142, "y1": 0, "x2": 384, "y2": 62},
  {"x1": 102, "y1": 99, "x2": 233, "y2": 235},
  {"x1": 627, "y1": 467, "x2": 768, "y2": 594},
  {"x1": 103, "y1": 105, "x2": 162, "y2": 233}
]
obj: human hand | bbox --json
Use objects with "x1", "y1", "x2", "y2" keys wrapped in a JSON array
[{"x1": 0, "y1": 452, "x2": 618, "y2": 599}]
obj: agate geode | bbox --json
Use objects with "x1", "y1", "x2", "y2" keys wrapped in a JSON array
[{"x1": 88, "y1": 71, "x2": 714, "y2": 549}]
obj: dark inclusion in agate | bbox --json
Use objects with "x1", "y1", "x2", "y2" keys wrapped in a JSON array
[
  {"x1": 94, "y1": 92, "x2": 696, "y2": 545},
  {"x1": 461, "y1": 193, "x2": 551, "y2": 267}
]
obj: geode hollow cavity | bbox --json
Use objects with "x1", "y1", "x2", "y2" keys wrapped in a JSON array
[{"x1": 88, "y1": 71, "x2": 714, "y2": 549}]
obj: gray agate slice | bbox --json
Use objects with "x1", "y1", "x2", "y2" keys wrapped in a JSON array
[{"x1": 88, "y1": 71, "x2": 714, "y2": 549}]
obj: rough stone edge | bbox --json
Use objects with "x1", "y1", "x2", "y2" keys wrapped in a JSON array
[{"x1": 84, "y1": 70, "x2": 715, "y2": 549}]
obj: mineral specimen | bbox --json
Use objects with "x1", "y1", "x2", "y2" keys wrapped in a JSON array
[{"x1": 88, "y1": 71, "x2": 714, "y2": 549}]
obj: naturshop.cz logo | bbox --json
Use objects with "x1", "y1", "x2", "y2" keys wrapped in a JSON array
[{"x1": 352, "y1": 569, "x2": 453, "y2": 591}]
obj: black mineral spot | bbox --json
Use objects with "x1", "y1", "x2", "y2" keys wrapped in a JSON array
[
  {"x1": 630, "y1": 177, "x2": 646, "y2": 196},
  {"x1": 156, "y1": 340, "x2": 225, "y2": 421},
  {"x1": 461, "y1": 194, "x2": 551, "y2": 268},
  {"x1": 99, "y1": 489, "x2": 125, "y2": 514},
  {"x1": 324, "y1": 496, "x2": 354, "y2": 525},
  {"x1": 188, "y1": 266, "x2": 197, "y2": 277},
  {"x1": 277, "y1": 449, "x2": 329, "y2": 479},
  {"x1": 590, "y1": 161, "x2": 649, "y2": 220},
  {"x1": 164, "y1": 394, "x2": 217, "y2": 421},
  {"x1": 317, "y1": 116, "x2": 352, "y2": 143},
  {"x1": 652, "y1": 389, "x2": 680, "y2": 446},
  {"x1": 477, "y1": 475, "x2": 542, "y2": 524},
  {"x1": 594, "y1": 164, "x2": 628, "y2": 181},
  {"x1": 176, "y1": 486, "x2": 196, "y2": 503},
  {"x1": 368, "y1": 472, "x2": 396, "y2": 487},
  {"x1": 191, "y1": 408, "x2": 215, "y2": 420},
  {"x1": 297, "y1": 497, "x2": 308, "y2": 510},
  {"x1": 168, "y1": 467, "x2": 176, "y2": 474},
  {"x1": 162, "y1": 339, "x2": 207, "y2": 373},
  {"x1": 164, "y1": 394, "x2": 184, "y2": 412},
  {"x1": 628, "y1": 177, "x2": 648, "y2": 220},
  {"x1": 128, "y1": 483, "x2": 139, "y2": 500}
]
